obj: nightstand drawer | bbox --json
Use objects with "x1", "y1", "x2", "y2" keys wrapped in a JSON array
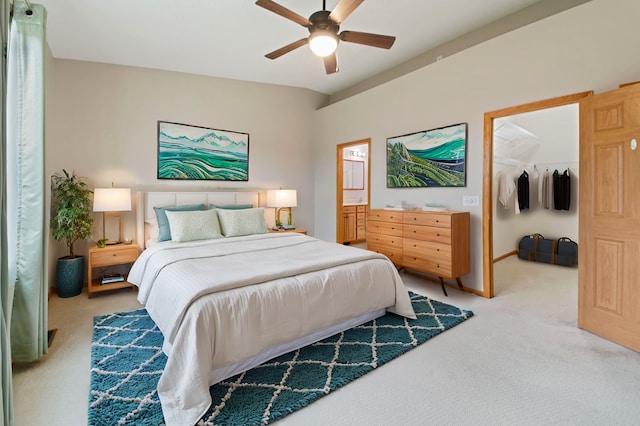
[{"x1": 91, "y1": 246, "x2": 138, "y2": 267}]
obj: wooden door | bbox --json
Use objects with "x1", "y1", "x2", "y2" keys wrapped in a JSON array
[
  {"x1": 343, "y1": 211, "x2": 356, "y2": 242},
  {"x1": 579, "y1": 83, "x2": 640, "y2": 352}
]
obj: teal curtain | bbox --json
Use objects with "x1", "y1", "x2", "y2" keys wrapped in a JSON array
[{"x1": 7, "y1": 1, "x2": 48, "y2": 365}]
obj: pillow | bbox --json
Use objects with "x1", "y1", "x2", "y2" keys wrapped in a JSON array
[
  {"x1": 145, "y1": 218, "x2": 160, "y2": 241},
  {"x1": 209, "y1": 204, "x2": 253, "y2": 210},
  {"x1": 216, "y1": 207, "x2": 268, "y2": 237},
  {"x1": 154, "y1": 204, "x2": 206, "y2": 242},
  {"x1": 165, "y1": 209, "x2": 223, "y2": 242}
]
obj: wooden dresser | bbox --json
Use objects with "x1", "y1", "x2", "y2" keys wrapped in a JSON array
[{"x1": 367, "y1": 209, "x2": 470, "y2": 295}]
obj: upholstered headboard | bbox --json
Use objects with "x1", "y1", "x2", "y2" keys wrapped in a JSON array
[{"x1": 136, "y1": 191, "x2": 263, "y2": 251}]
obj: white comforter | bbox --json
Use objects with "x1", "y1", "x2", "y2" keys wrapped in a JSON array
[{"x1": 128, "y1": 232, "x2": 415, "y2": 426}]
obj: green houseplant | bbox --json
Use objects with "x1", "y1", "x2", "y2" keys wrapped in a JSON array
[{"x1": 50, "y1": 169, "x2": 94, "y2": 297}]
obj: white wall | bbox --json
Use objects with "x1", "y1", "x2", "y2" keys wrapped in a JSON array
[
  {"x1": 312, "y1": 0, "x2": 640, "y2": 292},
  {"x1": 46, "y1": 60, "x2": 327, "y2": 285}
]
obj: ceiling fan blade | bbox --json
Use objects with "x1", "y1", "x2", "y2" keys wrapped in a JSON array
[
  {"x1": 265, "y1": 38, "x2": 308, "y2": 60},
  {"x1": 255, "y1": 0, "x2": 311, "y2": 27},
  {"x1": 323, "y1": 53, "x2": 338, "y2": 74},
  {"x1": 340, "y1": 31, "x2": 396, "y2": 49},
  {"x1": 329, "y1": 0, "x2": 364, "y2": 24}
]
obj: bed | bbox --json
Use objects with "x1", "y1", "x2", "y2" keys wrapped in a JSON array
[{"x1": 128, "y1": 191, "x2": 416, "y2": 426}]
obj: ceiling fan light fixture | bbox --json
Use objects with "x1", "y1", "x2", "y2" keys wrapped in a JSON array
[{"x1": 309, "y1": 31, "x2": 338, "y2": 57}]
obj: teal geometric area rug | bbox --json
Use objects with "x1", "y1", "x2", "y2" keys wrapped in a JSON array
[{"x1": 88, "y1": 292, "x2": 473, "y2": 425}]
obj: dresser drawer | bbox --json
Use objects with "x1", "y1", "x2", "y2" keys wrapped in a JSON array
[
  {"x1": 403, "y1": 239, "x2": 451, "y2": 263},
  {"x1": 368, "y1": 220, "x2": 403, "y2": 237},
  {"x1": 403, "y1": 212, "x2": 451, "y2": 228},
  {"x1": 368, "y1": 243, "x2": 402, "y2": 265},
  {"x1": 368, "y1": 232, "x2": 403, "y2": 250},
  {"x1": 90, "y1": 246, "x2": 138, "y2": 267},
  {"x1": 404, "y1": 224, "x2": 451, "y2": 244},
  {"x1": 368, "y1": 209, "x2": 402, "y2": 223},
  {"x1": 402, "y1": 255, "x2": 453, "y2": 278},
  {"x1": 356, "y1": 205, "x2": 367, "y2": 213},
  {"x1": 343, "y1": 206, "x2": 357, "y2": 214}
]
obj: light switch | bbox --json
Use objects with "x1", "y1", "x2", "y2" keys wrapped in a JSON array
[{"x1": 463, "y1": 195, "x2": 480, "y2": 207}]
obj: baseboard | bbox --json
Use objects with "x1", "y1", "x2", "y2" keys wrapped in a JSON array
[{"x1": 493, "y1": 250, "x2": 518, "y2": 263}]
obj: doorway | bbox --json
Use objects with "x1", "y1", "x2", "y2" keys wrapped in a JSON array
[
  {"x1": 482, "y1": 92, "x2": 591, "y2": 298},
  {"x1": 336, "y1": 139, "x2": 371, "y2": 244}
]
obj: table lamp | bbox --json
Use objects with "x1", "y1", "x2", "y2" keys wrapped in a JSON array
[
  {"x1": 266, "y1": 189, "x2": 297, "y2": 229},
  {"x1": 93, "y1": 187, "x2": 132, "y2": 244}
]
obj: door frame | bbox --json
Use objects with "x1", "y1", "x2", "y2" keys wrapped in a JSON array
[
  {"x1": 482, "y1": 92, "x2": 592, "y2": 298},
  {"x1": 336, "y1": 139, "x2": 371, "y2": 244}
]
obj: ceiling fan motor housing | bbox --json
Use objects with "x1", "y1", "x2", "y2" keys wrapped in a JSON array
[{"x1": 308, "y1": 10, "x2": 339, "y2": 35}]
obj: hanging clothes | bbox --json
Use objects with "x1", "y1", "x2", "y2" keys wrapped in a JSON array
[
  {"x1": 517, "y1": 170, "x2": 530, "y2": 210},
  {"x1": 553, "y1": 169, "x2": 571, "y2": 210},
  {"x1": 540, "y1": 169, "x2": 551, "y2": 209},
  {"x1": 496, "y1": 168, "x2": 520, "y2": 214}
]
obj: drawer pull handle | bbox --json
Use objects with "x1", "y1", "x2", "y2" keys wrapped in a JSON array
[
  {"x1": 436, "y1": 220, "x2": 439, "y2": 223},
  {"x1": 437, "y1": 233, "x2": 440, "y2": 237}
]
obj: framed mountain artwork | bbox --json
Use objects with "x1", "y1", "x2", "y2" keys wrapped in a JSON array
[
  {"x1": 157, "y1": 121, "x2": 249, "y2": 181},
  {"x1": 387, "y1": 122, "x2": 467, "y2": 188}
]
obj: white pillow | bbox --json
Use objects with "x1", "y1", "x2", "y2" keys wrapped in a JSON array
[
  {"x1": 165, "y1": 209, "x2": 223, "y2": 242},
  {"x1": 145, "y1": 218, "x2": 160, "y2": 241},
  {"x1": 216, "y1": 207, "x2": 268, "y2": 237}
]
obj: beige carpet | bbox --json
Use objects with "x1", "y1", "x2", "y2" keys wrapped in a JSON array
[{"x1": 13, "y1": 256, "x2": 640, "y2": 425}]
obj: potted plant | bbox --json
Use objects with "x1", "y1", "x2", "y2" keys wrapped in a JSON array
[{"x1": 50, "y1": 169, "x2": 94, "y2": 297}]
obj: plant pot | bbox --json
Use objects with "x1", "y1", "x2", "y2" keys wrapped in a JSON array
[{"x1": 56, "y1": 256, "x2": 84, "y2": 298}]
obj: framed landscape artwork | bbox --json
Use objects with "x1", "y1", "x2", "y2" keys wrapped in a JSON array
[
  {"x1": 157, "y1": 121, "x2": 249, "y2": 181},
  {"x1": 387, "y1": 122, "x2": 467, "y2": 188}
]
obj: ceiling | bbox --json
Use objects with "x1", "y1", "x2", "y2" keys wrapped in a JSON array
[{"x1": 38, "y1": 0, "x2": 545, "y2": 96}]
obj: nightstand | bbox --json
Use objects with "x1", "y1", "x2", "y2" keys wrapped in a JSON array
[
  {"x1": 87, "y1": 244, "x2": 139, "y2": 298},
  {"x1": 268, "y1": 228, "x2": 307, "y2": 235}
]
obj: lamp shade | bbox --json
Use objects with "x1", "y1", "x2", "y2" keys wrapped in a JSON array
[
  {"x1": 309, "y1": 31, "x2": 338, "y2": 57},
  {"x1": 266, "y1": 189, "x2": 297, "y2": 208},
  {"x1": 93, "y1": 188, "x2": 132, "y2": 212}
]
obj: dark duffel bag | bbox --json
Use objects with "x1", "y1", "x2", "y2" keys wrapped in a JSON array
[
  {"x1": 556, "y1": 237, "x2": 578, "y2": 266},
  {"x1": 518, "y1": 233, "x2": 553, "y2": 262}
]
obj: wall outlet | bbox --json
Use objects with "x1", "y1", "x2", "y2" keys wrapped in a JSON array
[{"x1": 463, "y1": 195, "x2": 480, "y2": 207}]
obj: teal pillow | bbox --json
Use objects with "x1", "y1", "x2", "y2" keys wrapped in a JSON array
[
  {"x1": 209, "y1": 204, "x2": 253, "y2": 210},
  {"x1": 154, "y1": 204, "x2": 206, "y2": 242}
]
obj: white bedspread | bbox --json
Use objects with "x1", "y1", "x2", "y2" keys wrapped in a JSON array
[{"x1": 128, "y1": 232, "x2": 415, "y2": 426}]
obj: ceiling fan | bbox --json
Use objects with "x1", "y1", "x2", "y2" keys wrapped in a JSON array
[{"x1": 255, "y1": 0, "x2": 396, "y2": 74}]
